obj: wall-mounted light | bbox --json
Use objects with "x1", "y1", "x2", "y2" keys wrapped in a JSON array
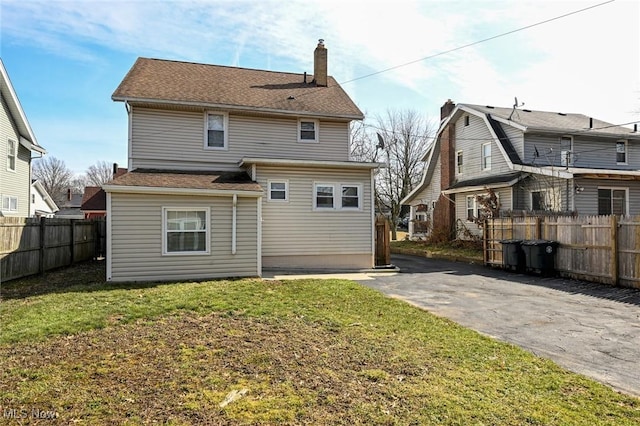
[{"x1": 574, "y1": 186, "x2": 585, "y2": 194}]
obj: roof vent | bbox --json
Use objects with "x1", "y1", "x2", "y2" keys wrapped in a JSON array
[
  {"x1": 486, "y1": 105, "x2": 494, "y2": 109},
  {"x1": 558, "y1": 112, "x2": 567, "y2": 116},
  {"x1": 523, "y1": 109, "x2": 531, "y2": 112},
  {"x1": 287, "y1": 96, "x2": 295, "y2": 100}
]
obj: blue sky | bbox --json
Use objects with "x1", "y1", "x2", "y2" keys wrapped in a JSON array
[{"x1": 2, "y1": 0, "x2": 638, "y2": 174}]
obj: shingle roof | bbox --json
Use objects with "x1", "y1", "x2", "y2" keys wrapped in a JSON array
[
  {"x1": 463, "y1": 104, "x2": 637, "y2": 137},
  {"x1": 448, "y1": 172, "x2": 524, "y2": 190},
  {"x1": 112, "y1": 57, "x2": 363, "y2": 120},
  {"x1": 107, "y1": 169, "x2": 262, "y2": 192},
  {"x1": 81, "y1": 186, "x2": 106, "y2": 211}
]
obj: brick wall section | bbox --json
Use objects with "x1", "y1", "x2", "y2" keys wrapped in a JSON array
[{"x1": 434, "y1": 99, "x2": 456, "y2": 241}]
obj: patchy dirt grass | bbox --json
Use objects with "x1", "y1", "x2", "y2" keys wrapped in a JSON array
[{"x1": 1, "y1": 261, "x2": 639, "y2": 424}]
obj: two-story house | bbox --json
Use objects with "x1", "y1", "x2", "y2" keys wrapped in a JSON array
[
  {"x1": 403, "y1": 100, "x2": 640, "y2": 239},
  {"x1": 1, "y1": 59, "x2": 46, "y2": 217},
  {"x1": 104, "y1": 41, "x2": 380, "y2": 282}
]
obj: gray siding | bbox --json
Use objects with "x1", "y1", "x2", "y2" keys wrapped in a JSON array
[
  {"x1": 454, "y1": 113, "x2": 510, "y2": 182},
  {"x1": 0, "y1": 93, "x2": 30, "y2": 217},
  {"x1": 573, "y1": 178, "x2": 640, "y2": 216},
  {"x1": 130, "y1": 107, "x2": 350, "y2": 170},
  {"x1": 523, "y1": 134, "x2": 638, "y2": 169},
  {"x1": 455, "y1": 187, "x2": 513, "y2": 237},
  {"x1": 109, "y1": 193, "x2": 258, "y2": 282},
  {"x1": 513, "y1": 176, "x2": 570, "y2": 211},
  {"x1": 256, "y1": 165, "x2": 373, "y2": 268}
]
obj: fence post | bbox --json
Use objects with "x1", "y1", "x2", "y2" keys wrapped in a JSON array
[
  {"x1": 483, "y1": 219, "x2": 488, "y2": 265},
  {"x1": 39, "y1": 217, "x2": 46, "y2": 274},
  {"x1": 535, "y1": 216, "x2": 542, "y2": 239},
  {"x1": 70, "y1": 220, "x2": 75, "y2": 265},
  {"x1": 611, "y1": 215, "x2": 618, "y2": 286}
]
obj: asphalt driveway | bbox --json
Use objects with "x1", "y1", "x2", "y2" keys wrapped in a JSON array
[{"x1": 358, "y1": 253, "x2": 640, "y2": 397}]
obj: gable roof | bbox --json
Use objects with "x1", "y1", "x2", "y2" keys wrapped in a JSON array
[
  {"x1": 81, "y1": 186, "x2": 106, "y2": 211},
  {"x1": 462, "y1": 104, "x2": 638, "y2": 139},
  {"x1": 112, "y1": 57, "x2": 364, "y2": 120},
  {"x1": 0, "y1": 59, "x2": 46, "y2": 154},
  {"x1": 31, "y1": 180, "x2": 59, "y2": 212}
]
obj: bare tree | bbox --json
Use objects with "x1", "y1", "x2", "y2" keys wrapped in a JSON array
[
  {"x1": 32, "y1": 156, "x2": 74, "y2": 207},
  {"x1": 85, "y1": 161, "x2": 114, "y2": 186},
  {"x1": 351, "y1": 109, "x2": 435, "y2": 239}
]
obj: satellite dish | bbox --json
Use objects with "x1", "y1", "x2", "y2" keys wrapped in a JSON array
[{"x1": 376, "y1": 133, "x2": 385, "y2": 149}]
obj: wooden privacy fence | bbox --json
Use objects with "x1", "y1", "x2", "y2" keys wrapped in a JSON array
[
  {"x1": 484, "y1": 215, "x2": 640, "y2": 288},
  {"x1": 0, "y1": 217, "x2": 106, "y2": 282}
]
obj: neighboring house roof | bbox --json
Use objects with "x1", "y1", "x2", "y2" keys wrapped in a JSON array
[
  {"x1": 112, "y1": 57, "x2": 364, "y2": 120},
  {"x1": 0, "y1": 58, "x2": 46, "y2": 154},
  {"x1": 240, "y1": 157, "x2": 382, "y2": 169},
  {"x1": 81, "y1": 186, "x2": 106, "y2": 211},
  {"x1": 58, "y1": 192, "x2": 84, "y2": 209},
  {"x1": 462, "y1": 104, "x2": 639, "y2": 139},
  {"x1": 31, "y1": 180, "x2": 59, "y2": 213},
  {"x1": 103, "y1": 169, "x2": 263, "y2": 195}
]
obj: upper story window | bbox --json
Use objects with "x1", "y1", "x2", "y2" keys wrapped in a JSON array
[
  {"x1": 299, "y1": 119, "x2": 319, "y2": 143},
  {"x1": 456, "y1": 151, "x2": 463, "y2": 174},
  {"x1": 481, "y1": 142, "x2": 491, "y2": 170},
  {"x1": 7, "y1": 139, "x2": 17, "y2": 171},
  {"x1": 464, "y1": 115, "x2": 470, "y2": 126},
  {"x1": 616, "y1": 140, "x2": 627, "y2": 164},
  {"x1": 598, "y1": 188, "x2": 627, "y2": 215},
  {"x1": 204, "y1": 112, "x2": 228, "y2": 150},
  {"x1": 1, "y1": 195, "x2": 18, "y2": 212},
  {"x1": 163, "y1": 207, "x2": 210, "y2": 255},
  {"x1": 268, "y1": 180, "x2": 288, "y2": 202}
]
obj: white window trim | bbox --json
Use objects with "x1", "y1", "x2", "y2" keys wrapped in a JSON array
[
  {"x1": 465, "y1": 195, "x2": 478, "y2": 222},
  {"x1": 560, "y1": 135, "x2": 574, "y2": 151},
  {"x1": 464, "y1": 115, "x2": 470, "y2": 126},
  {"x1": 298, "y1": 119, "x2": 319, "y2": 143},
  {"x1": 313, "y1": 182, "x2": 363, "y2": 211},
  {"x1": 456, "y1": 150, "x2": 463, "y2": 175},
  {"x1": 1, "y1": 195, "x2": 18, "y2": 212},
  {"x1": 597, "y1": 186, "x2": 629, "y2": 216},
  {"x1": 203, "y1": 111, "x2": 229, "y2": 151},
  {"x1": 162, "y1": 207, "x2": 210, "y2": 256},
  {"x1": 616, "y1": 139, "x2": 628, "y2": 165},
  {"x1": 314, "y1": 182, "x2": 335, "y2": 210},
  {"x1": 267, "y1": 180, "x2": 289, "y2": 202},
  {"x1": 530, "y1": 190, "x2": 546, "y2": 211},
  {"x1": 340, "y1": 183, "x2": 363, "y2": 211},
  {"x1": 7, "y1": 139, "x2": 17, "y2": 172},
  {"x1": 481, "y1": 142, "x2": 491, "y2": 171}
]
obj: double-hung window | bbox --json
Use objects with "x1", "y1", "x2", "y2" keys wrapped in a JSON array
[
  {"x1": 163, "y1": 207, "x2": 210, "y2": 255},
  {"x1": 268, "y1": 180, "x2": 288, "y2": 202},
  {"x1": 341, "y1": 185, "x2": 361, "y2": 209},
  {"x1": 456, "y1": 151, "x2": 463, "y2": 175},
  {"x1": 466, "y1": 196, "x2": 478, "y2": 221},
  {"x1": 314, "y1": 183, "x2": 362, "y2": 210},
  {"x1": 299, "y1": 119, "x2": 319, "y2": 143},
  {"x1": 204, "y1": 112, "x2": 228, "y2": 149},
  {"x1": 481, "y1": 143, "x2": 491, "y2": 170},
  {"x1": 1, "y1": 195, "x2": 18, "y2": 212},
  {"x1": 315, "y1": 184, "x2": 334, "y2": 209},
  {"x1": 616, "y1": 140, "x2": 627, "y2": 164},
  {"x1": 7, "y1": 139, "x2": 16, "y2": 171},
  {"x1": 598, "y1": 188, "x2": 627, "y2": 216}
]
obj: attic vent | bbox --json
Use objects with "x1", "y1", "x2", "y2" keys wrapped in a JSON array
[
  {"x1": 558, "y1": 112, "x2": 567, "y2": 116},
  {"x1": 523, "y1": 109, "x2": 531, "y2": 112},
  {"x1": 485, "y1": 105, "x2": 494, "y2": 109}
]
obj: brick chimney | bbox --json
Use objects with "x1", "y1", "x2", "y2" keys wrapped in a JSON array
[
  {"x1": 313, "y1": 39, "x2": 328, "y2": 87},
  {"x1": 436, "y1": 99, "x2": 457, "y2": 241}
]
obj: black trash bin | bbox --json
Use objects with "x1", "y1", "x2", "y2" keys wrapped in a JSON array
[
  {"x1": 499, "y1": 239, "x2": 524, "y2": 272},
  {"x1": 521, "y1": 240, "x2": 559, "y2": 276}
]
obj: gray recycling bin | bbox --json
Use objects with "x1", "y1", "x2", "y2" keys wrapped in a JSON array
[
  {"x1": 521, "y1": 240, "x2": 559, "y2": 276},
  {"x1": 499, "y1": 239, "x2": 524, "y2": 272}
]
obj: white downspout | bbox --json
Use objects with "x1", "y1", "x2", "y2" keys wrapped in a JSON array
[{"x1": 232, "y1": 194, "x2": 237, "y2": 255}]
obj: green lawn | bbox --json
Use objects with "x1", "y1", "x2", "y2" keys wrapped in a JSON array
[{"x1": 1, "y1": 261, "x2": 638, "y2": 424}]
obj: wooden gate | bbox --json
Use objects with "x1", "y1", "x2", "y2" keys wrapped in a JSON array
[{"x1": 375, "y1": 216, "x2": 390, "y2": 266}]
